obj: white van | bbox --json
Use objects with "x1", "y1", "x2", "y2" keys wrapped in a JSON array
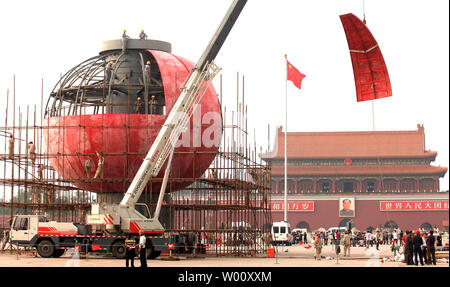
[{"x1": 271, "y1": 221, "x2": 293, "y2": 246}]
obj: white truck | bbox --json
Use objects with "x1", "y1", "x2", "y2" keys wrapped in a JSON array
[{"x1": 8, "y1": 0, "x2": 248, "y2": 259}]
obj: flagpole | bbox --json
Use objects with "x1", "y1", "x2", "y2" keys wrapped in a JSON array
[{"x1": 284, "y1": 55, "x2": 288, "y2": 223}]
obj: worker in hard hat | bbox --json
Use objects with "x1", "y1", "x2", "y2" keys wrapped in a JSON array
[
  {"x1": 122, "y1": 29, "x2": 130, "y2": 52},
  {"x1": 149, "y1": 95, "x2": 158, "y2": 115},
  {"x1": 28, "y1": 141, "x2": 36, "y2": 164},
  {"x1": 8, "y1": 134, "x2": 14, "y2": 160},
  {"x1": 145, "y1": 60, "x2": 151, "y2": 80},
  {"x1": 105, "y1": 61, "x2": 114, "y2": 84},
  {"x1": 94, "y1": 151, "x2": 104, "y2": 179},
  {"x1": 84, "y1": 155, "x2": 93, "y2": 179},
  {"x1": 135, "y1": 97, "x2": 144, "y2": 114},
  {"x1": 139, "y1": 29, "x2": 148, "y2": 40}
]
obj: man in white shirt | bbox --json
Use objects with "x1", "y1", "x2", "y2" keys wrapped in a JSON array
[
  {"x1": 365, "y1": 231, "x2": 372, "y2": 248},
  {"x1": 393, "y1": 231, "x2": 398, "y2": 245},
  {"x1": 139, "y1": 230, "x2": 147, "y2": 267}
]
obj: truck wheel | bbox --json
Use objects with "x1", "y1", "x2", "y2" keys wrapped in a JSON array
[
  {"x1": 147, "y1": 247, "x2": 161, "y2": 259},
  {"x1": 37, "y1": 240, "x2": 55, "y2": 258},
  {"x1": 52, "y1": 249, "x2": 65, "y2": 258},
  {"x1": 112, "y1": 241, "x2": 126, "y2": 259}
]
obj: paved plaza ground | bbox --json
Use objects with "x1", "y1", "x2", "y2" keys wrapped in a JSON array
[{"x1": 0, "y1": 244, "x2": 448, "y2": 267}]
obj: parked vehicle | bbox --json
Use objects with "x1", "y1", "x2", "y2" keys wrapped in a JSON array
[{"x1": 271, "y1": 221, "x2": 293, "y2": 246}]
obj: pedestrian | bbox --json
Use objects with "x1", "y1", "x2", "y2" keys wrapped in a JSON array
[
  {"x1": 84, "y1": 155, "x2": 93, "y2": 179},
  {"x1": 8, "y1": 134, "x2": 14, "y2": 160},
  {"x1": 342, "y1": 230, "x2": 351, "y2": 257},
  {"x1": 392, "y1": 230, "x2": 398, "y2": 246},
  {"x1": 335, "y1": 231, "x2": 341, "y2": 247},
  {"x1": 376, "y1": 230, "x2": 382, "y2": 250},
  {"x1": 28, "y1": 141, "x2": 36, "y2": 164},
  {"x1": 139, "y1": 29, "x2": 148, "y2": 40},
  {"x1": 412, "y1": 230, "x2": 424, "y2": 266},
  {"x1": 313, "y1": 233, "x2": 322, "y2": 260},
  {"x1": 365, "y1": 230, "x2": 372, "y2": 249},
  {"x1": 426, "y1": 230, "x2": 437, "y2": 265},
  {"x1": 303, "y1": 232, "x2": 307, "y2": 244},
  {"x1": 328, "y1": 232, "x2": 333, "y2": 250},
  {"x1": 404, "y1": 231, "x2": 414, "y2": 265},
  {"x1": 436, "y1": 233, "x2": 442, "y2": 247},
  {"x1": 421, "y1": 232, "x2": 428, "y2": 264},
  {"x1": 37, "y1": 164, "x2": 44, "y2": 181},
  {"x1": 138, "y1": 230, "x2": 147, "y2": 267},
  {"x1": 125, "y1": 234, "x2": 137, "y2": 267},
  {"x1": 93, "y1": 151, "x2": 104, "y2": 179}
]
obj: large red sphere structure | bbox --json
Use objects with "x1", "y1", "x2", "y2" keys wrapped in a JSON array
[{"x1": 43, "y1": 42, "x2": 222, "y2": 194}]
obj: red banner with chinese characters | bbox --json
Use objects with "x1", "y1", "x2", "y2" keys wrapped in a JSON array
[
  {"x1": 380, "y1": 200, "x2": 449, "y2": 211},
  {"x1": 270, "y1": 201, "x2": 314, "y2": 212}
]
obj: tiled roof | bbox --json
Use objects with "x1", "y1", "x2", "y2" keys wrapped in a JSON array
[
  {"x1": 263, "y1": 124, "x2": 438, "y2": 160},
  {"x1": 270, "y1": 164, "x2": 448, "y2": 177}
]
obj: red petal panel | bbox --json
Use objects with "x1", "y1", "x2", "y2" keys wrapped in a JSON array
[{"x1": 340, "y1": 13, "x2": 392, "y2": 102}]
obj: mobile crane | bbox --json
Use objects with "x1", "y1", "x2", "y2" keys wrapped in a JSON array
[{"x1": 8, "y1": 0, "x2": 247, "y2": 259}]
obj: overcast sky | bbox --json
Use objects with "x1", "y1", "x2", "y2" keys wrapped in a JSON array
[{"x1": 0, "y1": 0, "x2": 448, "y2": 190}]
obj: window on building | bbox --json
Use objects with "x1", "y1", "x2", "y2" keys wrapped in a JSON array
[
  {"x1": 343, "y1": 182, "x2": 354, "y2": 193},
  {"x1": 401, "y1": 179, "x2": 416, "y2": 192},
  {"x1": 367, "y1": 181, "x2": 375, "y2": 192},
  {"x1": 322, "y1": 182, "x2": 330, "y2": 193},
  {"x1": 383, "y1": 179, "x2": 398, "y2": 192},
  {"x1": 420, "y1": 179, "x2": 435, "y2": 192},
  {"x1": 299, "y1": 181, "x2": 313, "y2": 193}
]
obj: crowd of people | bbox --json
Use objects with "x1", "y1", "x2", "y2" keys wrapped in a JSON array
[{"x1": 291, "y1": 227, "x2": 448, "y2": 265}]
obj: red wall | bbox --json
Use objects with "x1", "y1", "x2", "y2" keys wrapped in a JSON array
[{"x1": 271, "y1": 199, "x2": 448, "y2": 231}]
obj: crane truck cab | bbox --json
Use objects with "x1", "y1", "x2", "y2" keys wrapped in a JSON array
[
  {"x1": 271, "y1": 221, "x2": 293, "y2": 246},
  {"x1": 10, "y1": 215, "x2": 79, "y2": 258},
  {"x1": 8, "y1": 214, "x2": 168, "y2": 259}
]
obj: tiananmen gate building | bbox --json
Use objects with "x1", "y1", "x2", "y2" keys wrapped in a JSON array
[{"x1": 262, "y1": 124, "x2": 449, "y2": 232}]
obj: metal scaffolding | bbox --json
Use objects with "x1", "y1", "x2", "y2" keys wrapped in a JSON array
[{"x1": 0, "y1": 72, "x2": 272, "y2": 256}]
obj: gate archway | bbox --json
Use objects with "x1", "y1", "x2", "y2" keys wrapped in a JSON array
[{"x1": 295, "y1": 221, "x2": 310, "y2": 231}]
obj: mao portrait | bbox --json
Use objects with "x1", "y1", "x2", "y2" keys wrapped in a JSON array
[{"x1": 339, "y1": 198, "x2": 355, "y2": 217}]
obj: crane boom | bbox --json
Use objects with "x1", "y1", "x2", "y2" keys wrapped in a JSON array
[{"x1": 120, "y1": 0, "x2": 247, "y2": 208}]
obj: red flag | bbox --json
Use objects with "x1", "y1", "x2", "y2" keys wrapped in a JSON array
[{"x1": 286, "y1": 58, "x2": 306, "y2": 90}]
